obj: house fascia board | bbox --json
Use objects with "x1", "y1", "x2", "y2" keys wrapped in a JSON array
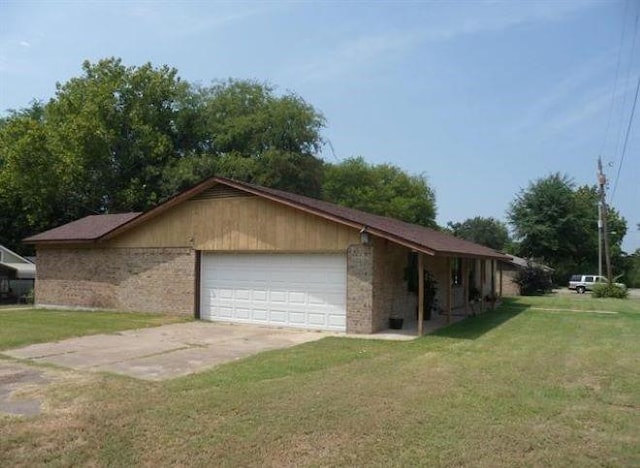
[{"x1": 436, "y1": 250, "x2": 512, "y2": 261}]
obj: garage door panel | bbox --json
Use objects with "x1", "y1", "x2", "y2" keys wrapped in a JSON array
[
  {"x1": 269, "y1": 290, "x2": 287, "y2": 303},
  {"x1": 288, "y1": 292, "x2": 307, "y2": 305},
  {"x1": 201, "y1": 253, "x2": 346, "y2": 331},
  {"x1": 328, "y1": 315, "x2": 346, "y2": 327},
  {"x1": 235, "y1": 308, "x2": 251, "y2": 319},
  {"x1": 218, "y1": 306, "x2": 234, "y2": 318},
  {"x1": 289, "y1": 312, "x2": 306, "y2": 325},
  {"x1": 252, "y1": 308, "x2": 268, "y2": 321},
  {"x1": 269, "y1": 310, "x2": 287, "y2": 323},
  {"x1": 252, "y1": 290, "x2": 268, "y2": 301},
  {"x1": 307, "y1": 313, "x2": 327, "y2": 326}
]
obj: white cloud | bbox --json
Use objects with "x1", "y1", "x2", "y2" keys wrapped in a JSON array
[
  {"x1": 510, "y1": 52, "x2": 620, "y2": 135},
  {"x1": 285, "y1": 0, "x2": 598, "y2": 84},
  {"x1": 417, "y1": 0, "x2": 597, "y2": 43},
  {"x1": 289, "y1": 29, "x2": 424, "y2": 83},
  {"x1": 19, "y1": 40, "x2": 31, "y2": 48},
  {"x1": 125, "y1": 3, "x2": 280, "y2": 38}
]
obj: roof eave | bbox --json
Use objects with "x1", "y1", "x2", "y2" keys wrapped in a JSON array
[
  {"x1": 435, "y1": 249, "x2": 511, "y2": 261},
  {"x1": 25, "y1": 238, "x2": 97, "y2": 245}
]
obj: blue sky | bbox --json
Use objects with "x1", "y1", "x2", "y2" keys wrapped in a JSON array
[{"x1": 1, "y1": 0, "x2": 639, "y2": 252}]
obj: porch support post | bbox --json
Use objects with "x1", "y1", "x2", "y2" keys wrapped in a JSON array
[
  {"x1": 480, "y1": 259, "x2": 486, "y2": 314},
  {"x1": 417, "y1": 253, "x2": 424, "y2": 336},
  {"x1": 446, "y1": 257, "x2": 452, "y2": 324},
  {"x1": 499, "y1": 261, "x2": 503, "y2": 298},
  {"x1": 491, "y1": 260, "x2": 496, "y2": 308},
  {"x1": 462, "y1": 258, "x2": 470, "y2": 315}
]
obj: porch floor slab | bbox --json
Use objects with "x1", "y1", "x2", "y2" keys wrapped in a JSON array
[{"x1": 349, "y1": 309, "x2": 472, "y2": 341}]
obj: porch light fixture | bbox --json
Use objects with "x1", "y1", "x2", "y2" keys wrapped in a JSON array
[{"x1": 360, "y1": 226, "x2": 370, "y2": 245}]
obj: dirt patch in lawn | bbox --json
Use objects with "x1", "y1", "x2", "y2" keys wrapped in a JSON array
[{"x1": 0, "y1": 360, "x2": 88, "y2": 418}]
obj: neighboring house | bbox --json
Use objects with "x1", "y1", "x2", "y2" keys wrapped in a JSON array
[
  {"x1": 498, "y1": 254, "x2": 553, "y2": 296},
  {"x1": 25, "y1": 177, "x2": 510, "y2": 334},
  {"x1": 0, "y1": 244, "x2": 36, "y2": 302}
]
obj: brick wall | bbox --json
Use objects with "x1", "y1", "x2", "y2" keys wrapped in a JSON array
[
  {"x1": 346, "y1": 244, "x2": 374, "y2": 333},
  {"x1": 372, "y1": 239, "x2": 414, "y2": 331},
  {"x1": 500, "y1": 268, "x2": 520, "y2": 296},
  {"x1": 424, "y1": 256, "x2": 449, "y2": 311},
  {"x1": 36, "y1": 247, "x2": 195, "y2": 315}
]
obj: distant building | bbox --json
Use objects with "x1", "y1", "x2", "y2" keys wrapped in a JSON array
[
  {"x1": 0, "y1": 245, "x2": 35, "y2": 303},
  {"x1": 499, "y1": 254, "x2": 553, "y2": 296}
]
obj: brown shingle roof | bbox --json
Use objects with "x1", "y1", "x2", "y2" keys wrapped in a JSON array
[
  {"x1": 24, "y1": 213, "x2": 141, "y2": 243},
  {"x1": 25, "y1": 177, "x2": 509, "y2": 260}
]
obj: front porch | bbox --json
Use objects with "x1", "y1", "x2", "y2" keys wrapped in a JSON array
[{"x1": 369, "y1": 240, "x2": 503, "y2": 337}]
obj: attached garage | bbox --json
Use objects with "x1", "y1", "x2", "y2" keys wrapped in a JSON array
[{"x1": 200, "y1": 253, "x2": 346, "y2": 331}]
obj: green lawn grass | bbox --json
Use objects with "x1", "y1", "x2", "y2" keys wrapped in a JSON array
[
  {"x1": 1, "y1": 295, "x2": 639, "y2": 466},
  {"x1": 0, "y1": 308, "x2": 189, "y2": 350}
]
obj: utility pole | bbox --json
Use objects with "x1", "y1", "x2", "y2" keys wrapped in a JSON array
[
  {"x1": 597, "y1": 157, "x2": 612, "y2": 282},
  {"x1": 597, "y1": 202, "x2": 603, "y2": 277}
]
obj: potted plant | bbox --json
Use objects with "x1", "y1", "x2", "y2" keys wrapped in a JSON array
[
  {"x1": 389, "y1": 314, "x2": 404, "y2": 330},
  {"x1": 484, "y1": 292, "x2": 498, "y2": 308},
  {"x1": 469, "y1": 286, "x2": 481, "y2": 315}
]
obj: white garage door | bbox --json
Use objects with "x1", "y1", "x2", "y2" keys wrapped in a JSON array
[{"x1": 200, "y1": 253, "x2": 347, "y2": 331}]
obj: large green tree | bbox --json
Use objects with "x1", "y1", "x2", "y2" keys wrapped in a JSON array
[
  {"x1": 508, "y1": 173, "x2": 627, "y2": 282},
  {"x1": 322, "y1": 157, "x2": 437, "y2": 228},
  {"x1": 0, "y1": 59, "x2": 327, "y2": 253},
  {"x1": 447, "y1": 216, "x2": 510, "y2": 251},
  {"x1": 162, "y1": 80, "x2": 325, "y2": 197}
]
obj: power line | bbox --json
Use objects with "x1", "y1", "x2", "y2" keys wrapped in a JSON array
[
  {"x1": 612, "y1": 8, "x2": 639, "y2": 163},
  {"x1": 611, "y1": 75, "x2": 640, "y2": 201},
  {"x1": 599, "y1": 0, "x2": 629, "y2": 156}
]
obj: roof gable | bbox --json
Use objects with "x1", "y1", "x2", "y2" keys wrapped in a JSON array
[
  {"x1": 24, "y1": 177, "x2": 509, "y2": 260},
  {"x1": 0, "y1": 244, "x2": 34, "y2": 264}
]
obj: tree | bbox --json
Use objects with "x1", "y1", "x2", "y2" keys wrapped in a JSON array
[
  {"x1": 0, "y1": 107, "x2": 75, "y2": 252},
  {"x1": 508, "y1": 173, "x2": 627, "y2": 283},
  {"x1": 160, "y1": 80, "x2": 326, "y2": 197},
  {"x1": 0, "y1": 60, "x2": 328, "y2": 252},
  {"x1": 45, "y1": 58, "x2": 199, "y2": 213},
  {"x1": 322, "y1": 157, "x2": 437, "y2": 227},
  {"x1": 621, "y1": 249, "x2": 640, "y2": 288},
  {"x1": 447, "y1": 216, "x2": 509, "y2": 250}
]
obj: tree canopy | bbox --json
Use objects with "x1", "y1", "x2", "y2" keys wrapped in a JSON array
[
  {"x1": 322, "y1": 157, "x2": 437, "y2": 228},
  {"x1": 447, "y1": 216, "x2": 510, "y2": 251},
  {"x1": 0, "y1": 58, "x2": 438, "y2": 253},
  {"x1": 508, "y1": 173, "x2": 627, "y2": 283}
]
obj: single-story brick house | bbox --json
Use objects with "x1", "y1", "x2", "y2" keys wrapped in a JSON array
[{"x1": 25, "y1": 177, "x2": 510, "y2": 335}]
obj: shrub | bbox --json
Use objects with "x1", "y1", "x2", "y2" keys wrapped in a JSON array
[
  {"x1": 592, "y1": 282, "x2": 628, "y2": 299},
  {"x1": 514, "y1": 264, "x2": 553, "y2": 296}
]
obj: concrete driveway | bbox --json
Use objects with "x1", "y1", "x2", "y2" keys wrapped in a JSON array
[{"x1": 2, "y1": 322, "x2": 329, "y2": 381}]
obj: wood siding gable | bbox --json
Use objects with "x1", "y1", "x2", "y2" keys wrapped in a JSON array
[{"x1": 109, "y1": 194, "x2": 359, "y2": 252}]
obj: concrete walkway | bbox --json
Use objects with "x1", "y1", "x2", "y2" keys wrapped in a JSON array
[{"x1": 2, "y1": 322, "x2": 330, "y2": 381}]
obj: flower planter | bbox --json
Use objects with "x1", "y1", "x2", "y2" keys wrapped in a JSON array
[{"x1": 389, "y1": 317, "x2": 404, "y2": 330}]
